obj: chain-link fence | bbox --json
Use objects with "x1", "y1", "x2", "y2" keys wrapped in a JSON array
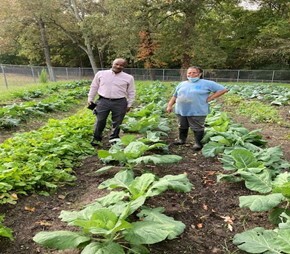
[{"x1": 1, "y1": 64, "x2": 290, "y2": 89}]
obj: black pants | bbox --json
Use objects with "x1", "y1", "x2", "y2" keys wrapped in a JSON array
[
  {"x1": 176, "y1": 115, "x2": 206, "y2": 132},
  {"x1": 93, "y1": 97, "x2": 127, "y2": 141}
]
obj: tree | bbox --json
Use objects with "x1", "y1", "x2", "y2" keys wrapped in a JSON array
[{"x1": 0, "y1": 0, "x2": 63, "y2": 80}]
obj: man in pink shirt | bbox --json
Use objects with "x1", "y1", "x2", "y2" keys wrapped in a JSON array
[{"x1": 88, "y1": 58, "x2": 135, "y2": 146}]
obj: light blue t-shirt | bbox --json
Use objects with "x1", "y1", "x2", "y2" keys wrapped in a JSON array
[{"x1": 173, "y1": 79, "x2": 225, "y2": 116}]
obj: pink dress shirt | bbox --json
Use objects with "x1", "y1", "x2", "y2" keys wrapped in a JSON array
[{"x1": 88, "y1": 69, "x2": 135, "y2": 107}]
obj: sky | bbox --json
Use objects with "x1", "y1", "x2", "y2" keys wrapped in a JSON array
[{"x1": 240, "y1": 0, "x2": 260, "y2": 10}]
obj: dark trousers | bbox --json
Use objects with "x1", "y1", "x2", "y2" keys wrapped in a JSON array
[
  {"x1": 176, "y1": 115, "x2": 206, "y2": 132},
  {"x1": 93, "y1": 97, "x2": 127, "y2": 141}
]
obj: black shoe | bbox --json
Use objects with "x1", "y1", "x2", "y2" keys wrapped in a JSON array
[
  {"x1": 109, "y1": 138, "x2": 120, "y2": 145},
  {"x1": 90, "y1": 139, "x2": 101, "y2": 147},
  {"x1": 193, "y1": 144, "x2": 203, "y2": 151},
  {"x1": 173, "y1": 140, "x2": 186, "y2": 145}
]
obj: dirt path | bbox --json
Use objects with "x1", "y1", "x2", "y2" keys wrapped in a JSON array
[{"x1": 0, "y1": 104, "x2": 289, "y2": 254}]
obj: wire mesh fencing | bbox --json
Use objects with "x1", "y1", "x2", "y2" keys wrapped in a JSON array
[{"x1": 1, "y1": 64, "x2": 290, "y2": 89}]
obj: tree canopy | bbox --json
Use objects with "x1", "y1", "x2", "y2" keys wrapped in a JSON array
[{"x1": 0, "y1": 0, "x2": 289, "y2": 70}]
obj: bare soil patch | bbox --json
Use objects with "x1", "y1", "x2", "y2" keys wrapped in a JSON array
[{"x1": 0, "y1": 105, "x2": 289, "y2": 254}]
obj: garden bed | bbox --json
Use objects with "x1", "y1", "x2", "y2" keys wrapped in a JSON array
[
  {"x1": 0, "y1": 91, "x2": 289, "y2": 253},
  {"x1": 1, "y1": 117, "x2": 289, "y2": 253}
]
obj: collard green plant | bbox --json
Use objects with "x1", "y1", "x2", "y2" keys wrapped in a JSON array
[
  {"x1": 218, "y1": 147, "x2": 290, "y2": 194},
  {"x1": 97, "y1": 134, "x2": 182, "y2": 168},
  {"x1": 98, "y1": 169, "x2": 193, "y2": 200},
  {"x1": 238, "y1": 172, "x2": 290, "y2": 224},
  {"x1": 202, "y1": 125, "x2": 266, "y2": 158},
  {"x1": 233, "y1": 226, "x2": 290, "y2": 253},
  {"x1": 33, "y1": 169, "x2": 192, "y2": 253}
]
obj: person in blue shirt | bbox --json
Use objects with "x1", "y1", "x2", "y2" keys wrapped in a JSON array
[{"x1": 166, "y1": 66, "x2": 228, "y2": 151}]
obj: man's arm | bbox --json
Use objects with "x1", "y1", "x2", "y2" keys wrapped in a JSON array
[
  {"x1": 88, "y1": 73, "x2": 100, "y2": 104},
  {"x1": 126, "y1": 76, "x2": 135, "y2": 108}
]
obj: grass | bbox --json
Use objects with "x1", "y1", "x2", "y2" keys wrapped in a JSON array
[{"x1": 0, "y1": 80, "x2": 81, "y2": 103}]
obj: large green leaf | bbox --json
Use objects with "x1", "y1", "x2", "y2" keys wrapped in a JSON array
[
  {"x1": 137, "y1": 207, "x2": 186, "y2": 239},
  {"x1": 96, "y1": 191, "x2": 128, "y2": 207},
  {"x1": 274, "y1": 229, "x2": 290, "y2": 253},
  {"x1": 81, "y1": 241, "x2": 125, "y2": 254},
  {"x1": 239, "y1": 169, "x2": 272, "y2": 193},
  {"x1": 33, "y1": 231, "x2": 90, "y2": 250},
  {"x1": 124, "y1": 141, "x2": 149, "y2": 159},
  {"x1": 147, "y1": 173, "x2": 192, "y2": 197},
  {"x1": 123, "y1": 221, "x2": 171, "y2": 244},
  {"x1": 60, "y1": 203, "x2": 104, "y2": 224},
  {"x1": 272, "y1": 172, "x2": 290, "y2": 188},
  {"x1": 239, "y1": 193, "x2": 285, "y2": 211},
  {"x1": 202, "y1": 142, "x2": 225, "y2": 157},
  {"x1": 128, "y1": 244, "x2": 150, "y2": 254},
  {"x1": 273, "y1": 182, "x2": 290, "y2": 198},
  {"x1": 231, "y1": 149, "x2": 263, "y2": 169},
  {"x1": 129, "y1": 173, "x2": 156, "y2": 199},
  {"x1": 233, "y1": 227, "x2": 280, "y2": 253},
  {"x1": 98, "y1": 170, "x2": 134, "y2": 190},
  {"x1": 130, "y1": 154, "x2": 182, "y2": 164},
  {"x1": 73, "y1": 208, "x2": 118, "y2": 234}
]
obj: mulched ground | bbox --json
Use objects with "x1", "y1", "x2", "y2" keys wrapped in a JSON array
[{"x1": 0, "y1": 104, "x2": 289, "y2": 254}]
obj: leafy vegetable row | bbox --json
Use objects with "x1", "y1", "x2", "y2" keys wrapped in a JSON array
[
  {"x1": 0, "y1": 81, "x2": 90, "y2": 128},
  {"x1": 227, "y1": 83, "x2": 290, "y2": 106},
  {"x1": 202, "y1": 104, "x2": 290, "y2": 253},
  {"x1": 0, "y1": 110, "x2": 96, "y2": 205},
  {"x1": 32, "y1": 81, "x2": 193, "y2": 253}
]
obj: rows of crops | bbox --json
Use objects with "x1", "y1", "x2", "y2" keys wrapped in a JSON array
[{"x1": 0, "y1": 81, "x2": 290, "y2": 253}]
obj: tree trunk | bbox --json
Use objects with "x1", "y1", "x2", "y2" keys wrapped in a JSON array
[
  {"x1": 85, "y1": 37, "x2": 98, "y2": 74},
  {"x1": 38, "y1": 17, "x2": 56, "y2": 82}
]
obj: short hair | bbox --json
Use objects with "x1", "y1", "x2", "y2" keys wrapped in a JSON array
[
  {"x1": 188, "y1": 66, "x2": 204, "y2": 78},
  {"x1": 113, "y1": 58, "x2": 127, "y2": 66}
]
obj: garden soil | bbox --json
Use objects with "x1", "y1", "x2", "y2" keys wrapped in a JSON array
[{"x1": 0, "y1": 104, "x2": 289, "y2": 254}]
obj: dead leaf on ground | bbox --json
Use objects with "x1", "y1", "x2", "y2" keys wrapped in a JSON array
[
  {"x1": 24, "y1": 206, "x2": 35, "y2": 212},
  {"x1": 220, "y1": 215, "x2": 234, "y2": 231},
  {"x1": 35, "y1": 221, "x2": 53, "y2": 227},
  {"x1": 196, "y1": 223, "x2": 203, "y2": 229}
]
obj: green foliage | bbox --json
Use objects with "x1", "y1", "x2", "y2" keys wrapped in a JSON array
[
  {"x1": 0, "y1": 81, "x2": 90, "y2": 129},
  {"x1": 233, "y1": 227, "x2": 290, "y2": 253},
  {"x1": 39, "y1": 69, "x2": 48, "y2": 83},
  {"x1": 33, "y1": 169, "x2": 192, "y2": 253},
  {"x1": 98, "y1": 169, "x2": 193, "y2": 200},
  {"x1": 97, "y1": 133, "x2": 182, "y2": 168},
  {"x1": 0, "y1": 110, "x2": 95, "y2": 205},
  {"x1": 0, "y1": 215, "x2": 13, "y2": 240},
  {"x1": 1, "y1": 0, "x2": 290, "y2": 69}
]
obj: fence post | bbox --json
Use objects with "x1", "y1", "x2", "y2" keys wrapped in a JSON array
[
  {"x1": 162, "y1": 69, "x2": 165, "y2": 81},
  {"x1": 30, "y1": 66, "x2": 36, "y2": 83},
  {"x1": 1, "y1": 65, "x2": 8, "y2": 89},
  {"x1": 237, "y1": 70, "x2": 240, "y2": 82},
  {"x1": 66, "y1": 68, "x2": 69, "y2": 80},
  {"x1": 271, "y1": 70, "x2": 275, "y2": 83}
]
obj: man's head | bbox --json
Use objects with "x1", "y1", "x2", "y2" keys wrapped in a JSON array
[{"x1": 112, "y1": 58, "x2": 127, "y2": 73}]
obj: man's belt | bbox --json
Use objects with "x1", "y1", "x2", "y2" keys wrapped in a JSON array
[{"x1": 99, "y1": 95, "x2": 125, "y2": 101}]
